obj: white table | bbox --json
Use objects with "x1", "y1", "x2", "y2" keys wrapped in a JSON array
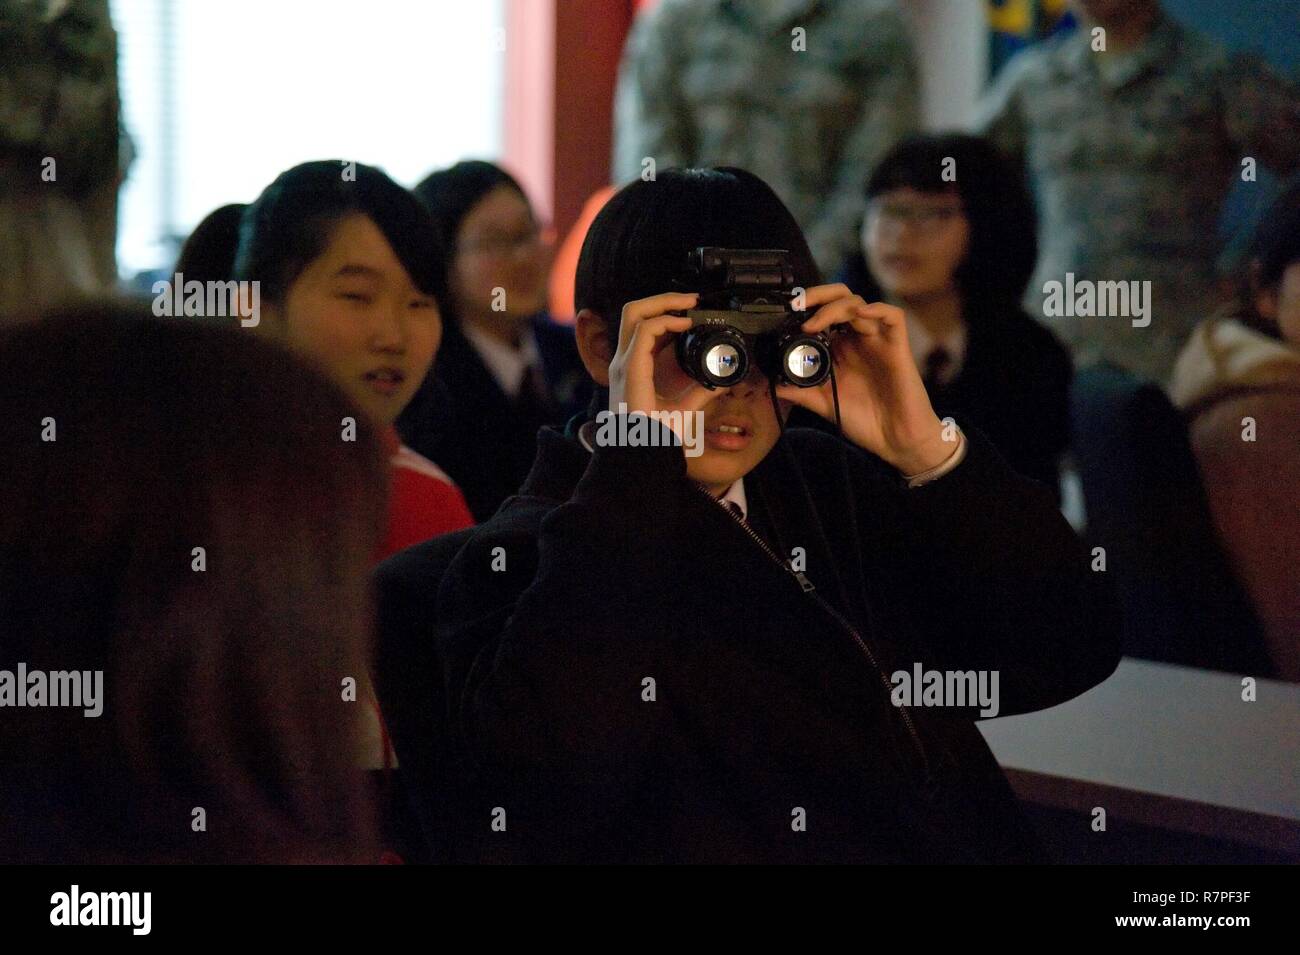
[{"x1": 978, "y1": 658, "x2": 1300, "y2": 853}]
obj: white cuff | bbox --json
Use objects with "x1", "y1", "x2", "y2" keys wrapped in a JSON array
[{"x1": 903, "y1": 428, "x2": 967, "y2": 489}]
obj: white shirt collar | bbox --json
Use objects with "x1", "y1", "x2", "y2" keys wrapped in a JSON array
[
  {"x1": 718, "y1": 475, "x2": 749, "y2": 521},
  {"x1": 576, "y1": 420, "x2": 748, "y2": 521},
  {"x1": 460, "y1": 321, "x2": 541, "y2": 399},
  {"x1": 905, "y1": 313, "x2": 967, "y2": 386}
]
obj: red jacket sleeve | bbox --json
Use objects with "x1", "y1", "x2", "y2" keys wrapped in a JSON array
[{"x1": 379, "y1": 449, "x2": 475, "y2": 561}]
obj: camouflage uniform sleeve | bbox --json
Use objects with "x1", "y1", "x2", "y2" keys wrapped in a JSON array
[
  {"x1": 1220, "y1": 52, "x2": 1300, "y2": 176},
  {"x1": 972, "y1": 48, "x2": 1030, "y2": 163},
  {"x1": 804, "y1": 6, "x2": 919, "y2": 277},
  {"x1": 610, "y1": 0, "x2": 693, "y2": 185},
  {"x1": 0, "y1": 0, "x2": 120, "y2": 194},
  {"x1": 0, "y1": 0, "x2": 63, "y2": 152}
]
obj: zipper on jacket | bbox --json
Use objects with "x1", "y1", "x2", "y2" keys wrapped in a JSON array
[{"x1": 692, "y1": 484, "x2": 935, "y2": 793}]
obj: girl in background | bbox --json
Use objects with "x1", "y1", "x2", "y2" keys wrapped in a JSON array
[
  {"x1": 234, "y1": 160, "x2": 474, "y2": 556},
  {"x1": 399, "y1": 160, "x2": 591, "y2": 521},
  {"x1": 837, "y1": 133, "x2": 1071, "y2": 494},
  {"x1": 236, "y1": 161, "x2": 480, "y2": 858},
  {"x1": 1171, "y1": 183, "x2": 1300, "y2": 680},
  {"x1": 174, "y1": 202, "x2": 247, "y2": 286}
]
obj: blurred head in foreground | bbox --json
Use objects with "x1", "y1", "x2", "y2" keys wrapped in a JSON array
[{"x1": 0, "y1": 303, "x2": 386, "y2": 862}]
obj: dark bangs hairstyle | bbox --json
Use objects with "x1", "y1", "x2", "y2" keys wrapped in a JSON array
[
  {"x1": 1240, "y1": 181, "x2": 1300, "y2": 339},
  {"x1": 0, "y1": 303, "x2": 386, "y2": 863},
  {"x1": 846, "y1": 133, "x2": 1038, "y2": 308},
  {"x1": 234, "y1": 160, "x2": 448, "y2": 311},
  {"x1": 574, "y1": 166, "x2": 821, "y2": 416}
]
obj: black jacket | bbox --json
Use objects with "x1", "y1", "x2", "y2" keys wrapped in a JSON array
[
  {"x1": 376, "y1": 418, "x2": 1120, "y2": 863},
  {"x1": 926, "y1": 301, "x2": 1072, "y2": 493},
  {"x1": 834, "y1": 255, "x2": 1072, "y2": 493},
  {"x1": 396, "y1": 314, "x2": 592, "y2": 521}
]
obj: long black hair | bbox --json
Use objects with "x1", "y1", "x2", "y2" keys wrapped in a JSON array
[{"x1": 844, "y1": 133, "x2": 1038, "y2": 309}]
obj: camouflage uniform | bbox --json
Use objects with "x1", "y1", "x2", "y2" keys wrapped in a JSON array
[
  {"x1": 976, "y1": 10, "x2": 1300, "y2": 385},
  {"x1": 612, "y1": 0, "x2": 919, "y2": 277},
  {"x1": 0, "y1": 0, "x2": 125, "y2": 318}
]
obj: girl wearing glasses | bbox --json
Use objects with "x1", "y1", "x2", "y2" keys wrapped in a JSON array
[
  {"x1": 398, "y1": 161, "x2": 592, "y2": 521},
  {"x1": 836, "y1": 133, "x2": 1071, "y2": 496}
]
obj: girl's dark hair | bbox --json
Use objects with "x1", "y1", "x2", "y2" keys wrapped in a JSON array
[
  {"x1": 574, "y1": 167, "x2": 820, "y2": 414},
  {"x1": 0, "y1": 303, "x2": 386, "y2": 863},
  {"x1": 413, "y1": 159, "x2": 530, "y2": 259},
  {"x1": 234, "y1": 160, "x2": 447, "y2": 309},
  {"x1": 1239, "y1": 181, "x2": 1300, "y2": 338},
  {"x1": 175, "y1": 203, "x2": 248, "y2": 285},
  {"x1": 849, "y1": 133, "x2": 1038, "y2": 307}
]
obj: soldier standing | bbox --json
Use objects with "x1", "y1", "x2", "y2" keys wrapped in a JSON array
[
  {"x1": 612, "y1": 0, "x2": 921, "y2": 279},
  {"x1": 0, "y1": 0, "x2": 128, "y2": 319},
  {"x1": 976, "y1": 0, "x2": 1300, "y2": 385}
]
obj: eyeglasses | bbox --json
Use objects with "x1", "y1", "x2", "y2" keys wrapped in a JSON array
[
  {"x1": 865, "y1": 200, "x2": 964, "y2": 234},
  {"x1": 458, "y1": 225, "x2": 542, "y2": 258}
]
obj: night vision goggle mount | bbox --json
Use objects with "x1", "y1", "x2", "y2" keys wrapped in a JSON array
[{"x1": 672, "y1": 247, "x2": 831, "y2": 389}]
